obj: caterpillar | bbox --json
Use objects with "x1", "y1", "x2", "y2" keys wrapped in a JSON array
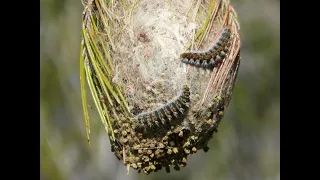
[
  {"x1": 134, "y1": 85, "x2": 190, "y2": 134},
  {"x1": 180, "y1": 25, "x2": 232, "y2": 69}
]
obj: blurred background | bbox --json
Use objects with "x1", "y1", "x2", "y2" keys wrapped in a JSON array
[{"x1": 40, "y1": 0, "x2": 279, "y2": 179}]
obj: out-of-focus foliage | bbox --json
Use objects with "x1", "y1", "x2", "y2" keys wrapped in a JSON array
[{"x1": 40, "y1": 0, "x2": 279, "y2": 179}]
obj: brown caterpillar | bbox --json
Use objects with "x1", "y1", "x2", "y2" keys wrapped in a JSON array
[
  {"x1": 180, "y1": 25, "x2": 232, "y2": 69},
  {"x1": 134, "y1": 85, "x2": 190, "y2": 134}
]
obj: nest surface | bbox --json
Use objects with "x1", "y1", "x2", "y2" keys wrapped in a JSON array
[{"x1": 81, "y1": 0, "x2": 240, "y2": 175}]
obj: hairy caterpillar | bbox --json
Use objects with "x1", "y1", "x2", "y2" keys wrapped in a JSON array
[
  {"x1": 180, "y1": 25, "x2": 232, "y2": 69},
  {"x1": 134, "y1": 85, "x2": 190, "y2": 134}
]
